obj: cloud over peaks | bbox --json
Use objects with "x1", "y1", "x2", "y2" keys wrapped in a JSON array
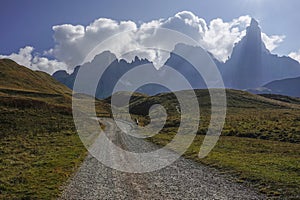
[
  {"x1": 51, "y1": 19, "x2": 137, "y2": 68},
  {"x1": 261, "y1": 33, "x2": 285, "y2": 52},
  {"x1": 1, "y1": 11, "x2": 287, "y2": 74},
  {"x1": 49, "y1": 11, "x2": 285, "y2": 69}
]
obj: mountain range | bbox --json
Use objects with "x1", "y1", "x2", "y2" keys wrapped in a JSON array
[{"x1": 53, "y1": 18, "x2": 300, "y2": 98}]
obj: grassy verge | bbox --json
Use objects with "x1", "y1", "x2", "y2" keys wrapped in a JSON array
[
  {"x1": 0, "y1": 130, "x2": 86, "y2": 199},
  {"x1": 0, "y1": 105, "x2": 87, "y2": 199},
  {"x1": 148, "y1": 133, "x2": 300, "y2": 198}
]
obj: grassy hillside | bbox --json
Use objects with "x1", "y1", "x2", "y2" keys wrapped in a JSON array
[
  {"x1": 104, "y1": 91, "x2": 148, "y2": 107},
  {"x1": 0, "y1": 59, "x2": 71, "y2": 95},
  {"x1": 128, "y1": 89, "x2": 300, "y2": 198},
  {"x1": 0, "y1": 59, "x2": 110, "y2": 199},
  {"x1": 129, "y1": 89, "x2": 300, "y2": 143}
]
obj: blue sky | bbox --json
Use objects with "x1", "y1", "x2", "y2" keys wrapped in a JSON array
[{"x1": 0, "y1": 0, "x2": 299, "y2": 73}]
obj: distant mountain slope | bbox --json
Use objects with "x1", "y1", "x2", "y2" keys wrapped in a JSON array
[
  {"x1": 262, "y1": 77, "x2": 300, "y2": 97},
  {"x1": 248, "y1": 76, "x2": 300, "y2": 97}
]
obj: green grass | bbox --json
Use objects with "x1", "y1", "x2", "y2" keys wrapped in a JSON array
[
  {"x1": 0, "y1": 59, "x2": 72, "y2": 96},
  {"x1": 130, "y1": 89, "x2": 300, "y2": 143},
  {"x1": 221, "y1": 107, "x2": 300, "y2": 142},
  {"x1": 148, "y1": 134, "x2": 300, "y2": 198},
  {"x1": 0, "y1": 104, "x2": 87, "y2": 199},
  {"x1": 0, "y1": 130, "x2": 86, "y2": 199}
]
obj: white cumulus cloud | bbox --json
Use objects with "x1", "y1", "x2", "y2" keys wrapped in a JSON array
[
  {"x1": 202, "y1": 15, "x2": 251, "y2": 62},
  {"x1": 289, "y1": 49, "x2": 300, "y2": 63},
  {"x1": 50, "y1": 19, "x2": 137, "y2": 68},
  {"x1": 0, "y1": 46, "x2": 67, "y2": 74},
  {"x1": 261, "y1": 33, "x2": 285, "y2": 52}
]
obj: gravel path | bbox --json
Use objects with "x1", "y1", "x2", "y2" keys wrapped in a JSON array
[{"x1": 60, "y1": 119, "x2": 264, "y2": 200}]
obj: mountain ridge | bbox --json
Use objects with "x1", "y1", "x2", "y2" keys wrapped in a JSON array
[{"x1": 52, "y1": 18, "x2": 300, "y2": 98}]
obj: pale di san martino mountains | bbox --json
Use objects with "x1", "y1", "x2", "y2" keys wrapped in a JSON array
[{"x1": 53, "y1": 19, "x2": 300, "y2": 98}]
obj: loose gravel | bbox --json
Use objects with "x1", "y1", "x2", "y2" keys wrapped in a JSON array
[{"x1": 60, "y1": 119, "x2": 265, "y2": 200}]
